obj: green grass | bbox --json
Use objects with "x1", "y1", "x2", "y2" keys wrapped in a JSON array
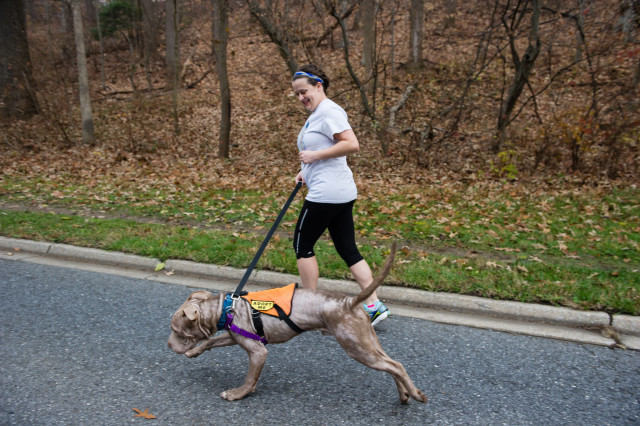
[{"x1": 1, "y1": 177, "x2": 639, "y2": 315}]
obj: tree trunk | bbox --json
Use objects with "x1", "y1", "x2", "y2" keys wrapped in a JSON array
[
  {"x1": 409, "y1": 0, "x2": 424, "y2": 69},
  {"x1": 93, "y1": 0, "x2": 106, "y2": 90},
  {"x1": 141, "y1": 0, "x2": 158, "y2": 90},
  {"x1": 389, "y1": 0, "x2": 398, "y2": 82},
  {"x1": 246, "y1": 0, "x2": 297, "y2": 74},
  {"x1": 575, "y1": 0, "x2": 586, "y2": 62},
  {"x1": 212, "y1": 0, "x2": 231, "y2": 159},
  {"x1": 0, "y1": 0, "x2": 39, "y2": 119},
  {"x1": 361, "y1": 0, "x2": 376, "y2": 71},
  {"x1": 165, "y1": 0, "x2": 180, "y2": 133},
  {"x1": 71, "y1": 0, "x2": 95, "y2": 144},
  {"x1": 494, "y1": 0, "x2": 540, "y2": 153},
  {"x1": 83, "y1": 0, "x2": 96, "y2": 26},
  {"x1": 619, "y1": 0, "x2": 638, "y2": 42},
  {"x1": 314, "y1": 0, "x2": 359, "y2": 48},
  {"x1": 623, "y1": 0, "x2": 640, "y2": 87},
  {"x1": 328, "y1": 3, "x2": 376, "y2": 124},
  {"x1": 165, "y1": 0, "x2": 180, "y2": 91},
  {"x1": 140, "y1": 0, "x2": 158, "y2": 63}
]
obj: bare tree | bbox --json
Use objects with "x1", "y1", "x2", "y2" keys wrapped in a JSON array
[
  {"x1": 246, "y1": 0, "x2": 298, "y2": 74},
  {"x1": 618, "y1": 0, "x2": 639, "y2": 40},
  {"x1": 0, "y1": 0, "x2": 39, "y2": 119},
  {"x1": 140, "y1": 0, "x2": 158, "y2": 60},
  {"x1": 212, "y1": 0, "x2": 231, "y2": 158},
  {"x1": 494, "y1": 0, "x2": 540, "y2": 153},
  {"x1": 326, "y1": 0, "x2": 375, "y2": 122},
  {"x1": 165, "y1": 0, "x2": 180, "y2": 91},
  {"x1": 313, "y1": 0, "x2": 360, "y2": 48},
  {"x1": 140, "y1": 0, "x2": 159, "y2": 88},
  {"x1": 618, "y1": 0, "x2": 640, "y2": 86},
  {"x1": 70, "y1": 0, "x2": 95, "y2": 144},
  {"x1": 409, "y1": 0, "x2": 424, "y2": 68},
  {"x1": 361, "y1": 0, "x2": 376, "y2": 71},
  {"x1": 165, "y1": 0, "x2": 180, "y2": 132},
  {"x1": 83, "y1": 0, "x2": 96, "y2": 26},
  {"x1": 575, "y1": 0, "x2": 586, "y2": 62},
  {"x1": 98, "y1": 0, "x2": 142, "y2": 92},
  {"x1": 93, "y1": 0, "x2": 106, "y2": 90}
]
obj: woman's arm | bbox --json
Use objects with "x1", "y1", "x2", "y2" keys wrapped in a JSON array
[{"x1": 298, "y1": 129, "x2": 360, "y2": 164}]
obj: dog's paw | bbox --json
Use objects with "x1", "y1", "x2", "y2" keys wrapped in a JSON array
[
  {"x1": 416, "y1": 390, "x2": 428, "y2": 403},
  {"x1": 220, "y1": 388, "x2": 248, "y2": 401},
  {"x1": 185, "y1": 348, "x2": 201, "y2": 358}
]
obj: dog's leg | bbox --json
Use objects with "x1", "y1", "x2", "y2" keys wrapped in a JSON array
[
  {"x1": 185, "y1": 332, "x2": 236, "y2": 358},
  {"x1": 221, "y1": 342, "x2": 268, "y2": 401},
  {"x1": 346, "y1": 344, "x2": 426, "y2": 404},
  {"x1": 334, "y1": 324, "x2": 427, "y2": 404}
]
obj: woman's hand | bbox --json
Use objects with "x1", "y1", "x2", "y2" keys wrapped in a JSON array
[
  {"x1": 298, "y1": 129, "x2": 360, "y2": 165},
  {"x1": 295, "y1": 171, "x2": 306, "y2": 184},
  {"x1": 299, "y1": 150, "x2": 320, "y2": 164}
]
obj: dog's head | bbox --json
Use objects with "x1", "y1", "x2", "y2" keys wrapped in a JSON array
[{"x1": 167, "y1": 291, "x2": 222, "y2": 354}]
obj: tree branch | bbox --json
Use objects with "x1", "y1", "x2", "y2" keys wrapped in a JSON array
[{"x1": 326, "y1": 0, "x2": 375, "y2": 121}]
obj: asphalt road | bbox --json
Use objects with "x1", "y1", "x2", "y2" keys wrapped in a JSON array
[{"x1": 1, "y1": 259, "x2": 639, "y2": 425}]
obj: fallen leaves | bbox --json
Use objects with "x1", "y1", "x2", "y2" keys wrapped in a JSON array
[
  {"x1": 132, "y1": 407, "x2": 156, "y2": 419},
  {"x1": 495, "y1": 247, "x2": 520, "y2": 252}
]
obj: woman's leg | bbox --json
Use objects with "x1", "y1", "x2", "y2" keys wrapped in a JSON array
[
  {"x1": 297, "y1": 256, "x2": 319, "y2": 290},
  {"x1": 349, "y1": 259, "x2": 378, "y2": 305},
  {"x1": 328, "y1": 201, "x2": 379, "y2": 305},
  {"x1": 293, "y1": 201, "x2": 330, "y2": 291}
]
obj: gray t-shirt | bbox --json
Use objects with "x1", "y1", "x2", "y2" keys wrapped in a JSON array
[{"x1": 297, "y1": 99, "x2": 358, "y2": 203}]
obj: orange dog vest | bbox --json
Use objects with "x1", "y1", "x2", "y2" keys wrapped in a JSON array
[{"x1": 241, "y1": 283, "x2": 297, "y2": 317}]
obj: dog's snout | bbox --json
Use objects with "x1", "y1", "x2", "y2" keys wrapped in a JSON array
[{"x1": 167, "y1": 334, "x2": 188, "y2": 354}]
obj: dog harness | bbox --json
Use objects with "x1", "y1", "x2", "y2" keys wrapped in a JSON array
[{"x1": 217, "y1": 284, "x2": 305, "y2": 344}]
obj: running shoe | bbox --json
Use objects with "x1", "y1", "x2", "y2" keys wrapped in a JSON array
[{"x1": 364, "y1": 301, "x2": 389, "y2": 326}]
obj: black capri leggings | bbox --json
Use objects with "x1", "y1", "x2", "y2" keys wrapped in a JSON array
[{"x1": 293, "y1": 199, "x2": 364, "y2": 267}]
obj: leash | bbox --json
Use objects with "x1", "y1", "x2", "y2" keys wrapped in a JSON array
[{"x1": 232, "y1": 181, "x2": 302, "y2": 298}]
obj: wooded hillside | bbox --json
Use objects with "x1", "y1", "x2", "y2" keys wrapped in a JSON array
[{"x1": 1, "y1": 0, "x2": 639, "y2": 189}]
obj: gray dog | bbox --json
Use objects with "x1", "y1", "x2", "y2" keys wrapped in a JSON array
[{"x1": 168, "y1": 244, "x2": 427, "y2": 403}]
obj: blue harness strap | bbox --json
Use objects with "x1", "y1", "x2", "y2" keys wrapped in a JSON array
[{"x1": 216, "y1": 294, "x2": 234, "y2": 330}]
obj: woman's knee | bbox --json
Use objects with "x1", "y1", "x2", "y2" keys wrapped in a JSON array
[
  {"x1": 294, "y1": 234, "x2": 316, "y2": 259},
  {"x1": 337, "y1": 247, "x2": 363, "y2": 267}
]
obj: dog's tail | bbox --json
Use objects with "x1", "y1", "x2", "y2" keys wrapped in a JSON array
[{"x1": 349, "y1": 242, "x2": 397, "y2": 309}]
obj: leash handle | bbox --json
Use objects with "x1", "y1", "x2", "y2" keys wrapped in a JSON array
[{"x1": 233, "y1": 181, "x2": 302, "y2": 296}]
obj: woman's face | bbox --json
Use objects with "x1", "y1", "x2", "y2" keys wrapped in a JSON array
[{"x1": 292, "y1": 78, "x2": 325, "y2": 112}]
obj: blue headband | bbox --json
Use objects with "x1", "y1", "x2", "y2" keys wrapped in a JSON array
[{"x1": 293, "y1": 71, "x2": 323, "y2": 84}]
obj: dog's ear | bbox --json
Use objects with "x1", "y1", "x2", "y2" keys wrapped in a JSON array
[{"x1": 183, "y1": 305, "x2": 200, "y2": 321}]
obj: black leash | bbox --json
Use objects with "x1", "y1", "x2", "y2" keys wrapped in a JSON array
[{"x1": 232, "y1": 181, "x2": 302, "y2": 297}]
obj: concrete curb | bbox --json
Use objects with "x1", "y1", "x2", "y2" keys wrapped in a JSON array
[
  {"x1": 165, "y1": 259, "x2": 251, "y2": 283},
  {"x1": 1, "y1": 236, "x2": 639, "y2": 350},
  {"x1": 1, "y1": 238, "x2": 51, "y2": 255},
  {"x1": 49, "y1": 243, "x2": 160, "y2": 270},
  {"x1": 612, "y1": 315, "x2": 640, "y2": 336}
]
